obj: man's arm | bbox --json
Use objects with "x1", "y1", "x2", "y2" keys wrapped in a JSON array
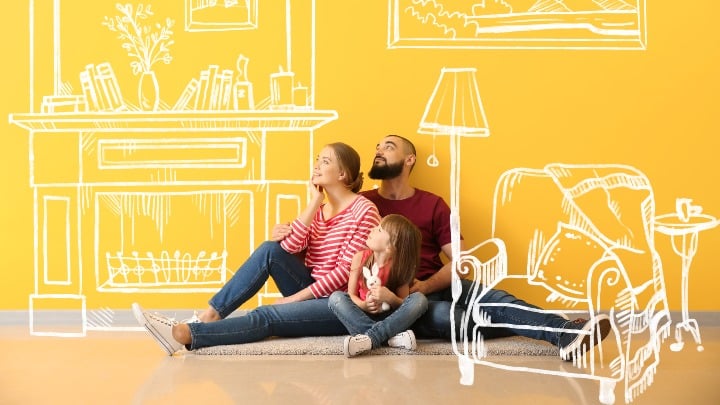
[{"x1": 409, "y1": 242, "x2": 466, "y2": 295}]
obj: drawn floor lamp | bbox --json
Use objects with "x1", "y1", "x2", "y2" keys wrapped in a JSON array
[{"x1": 418, "y1": 67, "x2": 490, "y2": 267}]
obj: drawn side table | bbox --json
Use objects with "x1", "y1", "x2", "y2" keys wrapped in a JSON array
[{"x1": 655, "y1": 206, "x2": 719, "y2": 352}]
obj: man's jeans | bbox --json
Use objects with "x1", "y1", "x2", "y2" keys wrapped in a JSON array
[
  {"x1": 328, "y1": 291, "x2": 428, "y2": 348},
  {"x1": 188, "y1": 298, "x2": 347, "y2": 350},
  {"x1": 413, "y1": 279, "x2": 568, "y2": 346},
  {"x1": 209, "y1": 241, "x2": 314, "y2": 318}
]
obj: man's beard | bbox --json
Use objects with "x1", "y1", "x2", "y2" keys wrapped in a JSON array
[{"x1": 368, "y1": 159, "x2": 404, "y2": 180}]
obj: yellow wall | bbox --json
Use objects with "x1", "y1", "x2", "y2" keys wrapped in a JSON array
[{"x1": 2, "y1": 1, "x2": 719, "y2": 314}]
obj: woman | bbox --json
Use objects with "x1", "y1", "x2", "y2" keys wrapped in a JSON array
[{"x1": 133, "y1": 142, "x2": 381, "y2": 354}]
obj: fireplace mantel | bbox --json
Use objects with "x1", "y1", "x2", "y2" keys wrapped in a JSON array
[{"x1": 9, "y1": 110, "x2": 338, "y2": 133}]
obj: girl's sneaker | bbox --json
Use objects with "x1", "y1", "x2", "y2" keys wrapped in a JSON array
[
  {"x1": 387, "y1": 330, "x2": 417, "y2": 350},
  {"x1": 344, "y1": 334, "x2": 372, "y2": 357}
]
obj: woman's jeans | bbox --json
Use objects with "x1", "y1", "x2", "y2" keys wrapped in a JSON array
[
  {"x1": 412, "y1": 279, "x2": 569, "y2": 345},
  {"x1": 328, "y1": 291, "x2": 428, "y2": 348},
  {"x1": 208, "y1": 241, "x2": 314, "y2": 318},
  {"x1": 187, "y1": 241, "x2": 349, "y2": 350},
  {"x1": 187, "y1": 298, "x2": 347, "y2": 350}
]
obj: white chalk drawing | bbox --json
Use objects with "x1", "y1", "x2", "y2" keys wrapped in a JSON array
[
  {"x1": 416, "y1": 66, "x2": 715, "y2": 403},
  {"x1": 185, "y1": 0, "x2": 258, "y2": 32},
  {"x1": 9, "y1": 1, "x2": 336, "y2": 336},
  {"x1": 6, "y1": 3, "x2": 715, "y2": 403},
  {"x1": 101, "y1": 3, "x2": 175, "y2": 111},
  {"x1": 452, "y1": 165, "x2": 672, "y2": 404},
  {"x1": 655, "y1": 198, "x2": 719, "y2": 352},
  {"x1": 388, "y1": 0, "x2": 647, "y2": 50}
]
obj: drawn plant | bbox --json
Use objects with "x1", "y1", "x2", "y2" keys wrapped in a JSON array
[{"x1": 102, "y1": 3, "x2": 175, "y2": 75}]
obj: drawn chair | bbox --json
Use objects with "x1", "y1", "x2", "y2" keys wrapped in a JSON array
[{"x1": 452, "y1": 164, "x2": 672, "y2": 404}]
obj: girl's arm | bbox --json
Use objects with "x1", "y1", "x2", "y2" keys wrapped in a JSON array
[{"x1": 347, "y1": 252, "x2": 368, "y2": 311}]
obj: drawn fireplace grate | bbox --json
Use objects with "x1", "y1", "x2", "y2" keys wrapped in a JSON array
[{"x1": 95, "y1": 190, "x2": 252, "y2": 292}]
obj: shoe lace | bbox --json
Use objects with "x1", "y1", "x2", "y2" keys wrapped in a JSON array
[
  {"x1": 149, "y1": 312, "x2": 178, "y2": 326},
  {"x1": 182, "y1": 311, "x2": 201, "y2": 323},
  {"x1": 570, "y1": 318, "x2": 588, "y2": 325}
]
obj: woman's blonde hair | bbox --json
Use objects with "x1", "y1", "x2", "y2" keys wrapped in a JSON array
[
  {"x1": 365, "y1": 214, "x2": 421, "y2": 291},
  {"x1": 327, "y1": 142, "x2": 364, "y2": 193}
]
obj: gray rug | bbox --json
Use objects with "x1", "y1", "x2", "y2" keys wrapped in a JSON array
[{"x1": 195, "y1": 335, "x2": 559, "y2": 356}]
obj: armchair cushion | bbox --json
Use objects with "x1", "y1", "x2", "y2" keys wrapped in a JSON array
[
  {"x1": 530, "y1": 222, "x2": 614, "y2": 300},
  {"x1": 544, "y1": 164, "x2": 652, "y2": 254}
]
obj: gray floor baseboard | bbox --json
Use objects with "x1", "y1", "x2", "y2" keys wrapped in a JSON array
[
  {"x1": 2, "y1": 310, "x2": 719, "y2": 327},
  {"x1": 0, "y1": 309, "x2": 248, "y2": 327}
]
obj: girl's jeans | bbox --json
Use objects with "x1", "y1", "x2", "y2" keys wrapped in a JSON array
[{"x1": 328, "y1": 291, "x2": 428, "y2": 348}]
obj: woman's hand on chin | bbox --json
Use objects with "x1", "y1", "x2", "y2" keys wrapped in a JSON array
[{"x1": 308, "y1": 180, "x2": 325, "y2": 203}]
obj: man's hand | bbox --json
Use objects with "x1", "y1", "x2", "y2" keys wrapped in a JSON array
[
  {"x1": 271, "y1": 223, "x2": 292, "y2": 241},
  {"x1": 409, "y1": 278, "x2": 430, "y2": 295}
]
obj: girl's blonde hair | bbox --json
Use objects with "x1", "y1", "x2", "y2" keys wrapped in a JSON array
[{"x1": 365, "y1": 214, "x2": 421, "y2": 291}]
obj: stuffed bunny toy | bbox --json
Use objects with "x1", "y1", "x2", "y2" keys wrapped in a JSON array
[{"x1": 363, "y1": 264, "x2": 390, "y2": 312}]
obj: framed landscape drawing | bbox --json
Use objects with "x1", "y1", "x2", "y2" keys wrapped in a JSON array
[
  {"x1": 387, "y1": 0, "x2": 647, "y2": 50},
  {"x1": 186, "y1": 0, "x2": 258, "y2": 31}
]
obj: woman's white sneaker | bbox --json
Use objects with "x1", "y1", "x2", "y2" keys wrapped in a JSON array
[
  {"x1": 182, "y1": 311, "x2": 201, "y2": 324},
  {"x1": 131, "y1": 303, "x2": 184, "y2": 356},
  {"x1": 387, "y1": 330, "x2": 417, "y2": 350}
]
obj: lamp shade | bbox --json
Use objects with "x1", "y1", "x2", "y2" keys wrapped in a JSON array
[{"x1": 418, "y1": 67, "x2": 489, "y2": 137}]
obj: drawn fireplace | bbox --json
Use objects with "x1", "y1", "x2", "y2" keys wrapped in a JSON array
[
  {"x1": 96, "y1": 190, "x2": 254, "y2": 291},
  {"x1": 8, "y1": 0, "x2": 337, "y2": 336},
  {"x1": 8, "y1": 112, "x2": 337, "y2": 335}
]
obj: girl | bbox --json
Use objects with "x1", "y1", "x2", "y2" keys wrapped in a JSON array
[
  {"x1": 132, "y1": 142, "x2": 381, "y2": 355},
  {"x1": 329, "y1": 214, "x2": 428, "y2": 357}
]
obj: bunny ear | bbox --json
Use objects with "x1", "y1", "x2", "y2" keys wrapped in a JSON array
[
  {"x1": 362, "y1": 266, "x2": 371, "y2": 279},
  {"x1": 371, "y1": 263, "x2": 380, "y2": 276}
]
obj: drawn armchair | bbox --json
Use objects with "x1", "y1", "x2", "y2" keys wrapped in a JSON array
[{"x1": 451, "y1": 164, "x2": 672, "y2": 404}]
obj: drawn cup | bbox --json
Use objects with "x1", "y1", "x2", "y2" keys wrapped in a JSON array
[
  {"x1": 293, "y1": 85, "x2": 308, "y2": 109},
  {"x1": 675, "y1": 197, "x2": 702, "y2": 222}
]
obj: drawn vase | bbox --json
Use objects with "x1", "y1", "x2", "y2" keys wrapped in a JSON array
[{"x1": 138, "y1": 71, "x2": 160, "y2": 111}]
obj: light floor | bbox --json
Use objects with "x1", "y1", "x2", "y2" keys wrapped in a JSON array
[{"x1": 2, "y1": 325, "x2": 719, "y2": 405}]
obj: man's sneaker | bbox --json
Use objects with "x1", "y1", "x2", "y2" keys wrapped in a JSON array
[
  {"x1": 558, "y1": 314, "x2": 611, "y2": 362},
  {"x1": 344, "y1": 334, "x2": 372, "y2": 357},
  {"x1": 132, "y1": 303, "x2": 184, "y2": 356},
  {"x1": 387, "y1": 330, "x2": 417, "y2": 350}
]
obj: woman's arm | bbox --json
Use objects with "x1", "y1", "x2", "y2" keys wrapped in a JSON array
[
  {"x1": 280, "y1": 182, "x2": 325, "y2": 253},
  {"x1": 297, "y1": 183, "x2": 325, "y2": 227},
  {"x1": 308, "y1": 200, "x2": 381, "y2": 297},
  {"x1": 274, "y1": 286, "x2": 315, "y2": 304}
]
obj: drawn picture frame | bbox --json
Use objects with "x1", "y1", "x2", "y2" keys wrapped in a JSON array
[
  {"x1": 185, "y1": 0, "x2": 258, "y2": 32},
  {"x1": 387, "y1": 0, "x2": 647, "y2": 50}
]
